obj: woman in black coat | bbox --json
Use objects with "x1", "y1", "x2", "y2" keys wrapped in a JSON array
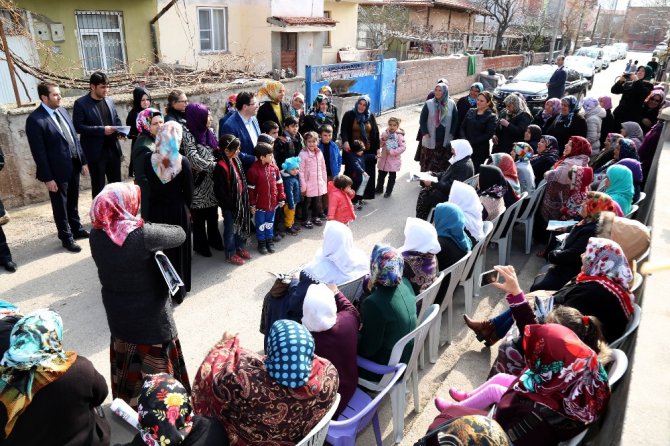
[
  {"x1": 256, "y1": 81, "x2": 291, "y2": 134},
  {"x1": 610, "y1": 65, "x2": 654, "y2": 126},
  {"x1": 492, "y1": 93, "x2": 532, "y2": 154},
  {"x1": 460, "y1": 91, "x2": 497, "y2": 172},
  {"x1": 125, "y1": 86, "x2": 151, "y2": 177},
  {"x1": 598, "y1": 96, "x2": 618, "y2": 148},
  {"x1": 531, "y1": 98, "x2": 561, "y2": 134},
  {"x1": 547, "y1": 95, "x2": 588, "y2": 155}
]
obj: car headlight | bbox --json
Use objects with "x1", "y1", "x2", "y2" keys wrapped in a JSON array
[{"x1": 531, "y1": 94, "x2": 548, "y2": 101}]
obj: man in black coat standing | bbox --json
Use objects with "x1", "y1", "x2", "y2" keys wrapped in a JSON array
[
  {"x1": 73, "y1": 71, "x2": 123, "y2": 199},
  {"x1": 26, "y1": 81, "x2": 90, "y2": 252},
  {"x1": 546, "y1": 55, "x2": 567, "y2": 100}
]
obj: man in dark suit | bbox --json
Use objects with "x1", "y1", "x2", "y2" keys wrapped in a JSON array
[
  {"x1": 26, "y1": 82, "x2": 90, "y2": 252},
  {"x1": 547, "y1": 55, "x2": 567, "y2": 100},
  {"x1": 73, "y1": 71, "x2": 123, "y2": 198},
  {"x1": 219, "y1": 91, "x2": 261, "y2": 168}
]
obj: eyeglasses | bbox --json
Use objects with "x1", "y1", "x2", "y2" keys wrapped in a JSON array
[{"x1": 175, "y1": 99, "x2": 188, "y2": 104}]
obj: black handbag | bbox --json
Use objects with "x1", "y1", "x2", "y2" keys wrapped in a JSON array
[{"x1": 0, "y1": 146, "x2": 5, "y2": 171}]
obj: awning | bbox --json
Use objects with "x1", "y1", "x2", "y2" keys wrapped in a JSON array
[{"x1": 267, "y1": 16, "x2": 337, "y2": 32}]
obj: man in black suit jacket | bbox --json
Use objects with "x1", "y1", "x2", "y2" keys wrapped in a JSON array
[
  {"x1": 73, "y1": 71, "x2": 123, "y2": 199},
  {"x1": 547, "y1": 55, "x2": 567, "y2": 100},
  {"x1": 26, "y1": 82, "x2": 90, "y2": 252}
]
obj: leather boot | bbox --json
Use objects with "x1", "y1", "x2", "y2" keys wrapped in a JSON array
[
  {"x1": 266, "y1": 240, "x2": 276, "y2": 254},
  {"x1": 257, "y1": 241, "x2": 268, "y2": 255},
  {"x1": 463, "y1": 314, "x2": 500, "y2": 346}
]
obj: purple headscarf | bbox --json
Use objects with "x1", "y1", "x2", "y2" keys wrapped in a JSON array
[
  {"x1": 616, "y1": 158, "x2": 643, "y2": 183},
  {"x1": 185, "y1": 102, "x2": 218, "y2": 150}
]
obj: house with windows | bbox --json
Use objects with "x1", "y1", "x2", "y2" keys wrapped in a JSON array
[{"x1": 155, "y1": 0, "x2": 363, "y2": 77}]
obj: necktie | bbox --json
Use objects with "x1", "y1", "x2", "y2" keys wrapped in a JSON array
[{"x1": 54, "y1": 111, "x2": 77, "y2": 159}]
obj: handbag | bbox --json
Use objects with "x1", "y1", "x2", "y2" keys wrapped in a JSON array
[
  {"x1": 356, "y1": 174, "x2": 369, "y2": 196},
  {"x1": 0, "y1": 146, "x2": 4, "y2": 171}
]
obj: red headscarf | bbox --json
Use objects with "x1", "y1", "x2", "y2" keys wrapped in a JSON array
[
  {"x1": 554, "y1": 136, "x2": 592, "y2": 169},
  {"x1": 559, "y1": 166, "x2": 594, "y2": 220},
  {"x1": 90, "y1": 183, "x2": 144, "y2": 246}
]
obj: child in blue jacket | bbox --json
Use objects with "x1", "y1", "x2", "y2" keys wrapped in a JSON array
[{"x1": 281, "y1": 156, "x2": 302, "y2": 235}]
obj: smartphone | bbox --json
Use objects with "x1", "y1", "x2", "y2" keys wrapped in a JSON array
[{"x1": 479, "y1": 269, "x2": 499, "y2": 288}]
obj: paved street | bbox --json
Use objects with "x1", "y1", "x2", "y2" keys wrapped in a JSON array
[{"x1": 0, "y1": 52, "x2": 650, "y2": 444}]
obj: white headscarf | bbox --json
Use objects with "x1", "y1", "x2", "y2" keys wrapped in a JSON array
[
  {"x1": 399, "y1": 217, "x2": 441, "y2": 254},
  {"x1": 302, "y1": 283, "x2": 337, "y2": 332},
  {"x1": 302, "y1": 221, "x2": 369, "y2": 284},
  {"x1": 448, "y1": 181, "x2": 485, "y2": 241},
  {"x1": 449, "y1": 139, "x2": 473, "y2": 165}
]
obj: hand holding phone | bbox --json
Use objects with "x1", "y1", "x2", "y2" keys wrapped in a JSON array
[
  {"x1": 479, "y1": 269, "x2": 499, "y2": 288},
  {"x1": 491, "y1": 265, "x2": 522, "y2": 296}
]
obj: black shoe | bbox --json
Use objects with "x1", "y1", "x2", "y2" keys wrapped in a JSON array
[
  {"x1": 273, "y1": 234, "x2": 282, "y2": 242},
  {"x1": 62, "y1": 240, "x2": 82, "y2": 252},
  {"x1": 210, "y1": 242, "x2": 225, "y2": 251},
  {"x1": 375, "y1": 186, "x2": 384, "y2": 194},
  {"x1": 2, "y1": 261, "x2": 17, "y2": 273},
  {"x1": 258, "y1": 242, "x2": 268, "y2": 255},
  {"x1": 384, "y1": 192, "x2": 391, "y2": 198},
  {"x1": 194, "y1": 247, "x2": 212, "y2": 257},
  {"x1": 266, "y1": 240, "x2": 276, "y2": 254},
  {"x1": 73, "y1": 229, "x2": 90, "y2": 240}
]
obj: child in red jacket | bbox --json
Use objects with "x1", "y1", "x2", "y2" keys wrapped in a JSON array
[
  {"x1": 327, "y1": 174, "x2": 356, "y2": 225},
  {"x1": 246, "y1": 142, "x2": 286, "y2": 254}
]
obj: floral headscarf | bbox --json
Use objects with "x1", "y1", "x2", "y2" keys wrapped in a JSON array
[
  {"x1": 433, "y1": 83, "x2": 450, "y2": 127},
  {"x1": 432, "y1": 415, "x2": 510, "y2": 445},
  {"x1": 258, "y1": 80, "x2": 285, "y2": 103},
  {"x1": 616, "y1": 158, "x2": 643, "y2": 184},
  {"x1": 318, "y1": 85, "x2": 333, "y2": 96},
  {"x1": 511, "y1": 323, "x2": 610, "y2": 424},
  {"x1": 138, "y1": 373, "x2": 194, "y2": 446},
  {"x1": 579, "y1": 191, "x2": 623, "y2": 224},
  {"x1": 568, "y1": 135, "x2": 592, "y2": 157},
  {"x1": 560, "y1": 166, "x2": 594, "y2": 220},
  {"x1": 369, "y1": 244, "x2": 404, "y2": 289},
  {"x1": 615, "y1": 138, "x2": 640, "y2": 161},
  {"x1": 513, "y1": 142, "x2": 534, "y2": 162},
  {"x1": 90, "y1": 183, "x2": 144, "y2": 246},
  {"x1": 577, "y1": 237, "x2": 634, "y2": 318},
  {"x1": 353, "y1": 95, "x2": 371, "y2": 142},
  {"x1": 606, "y1": 165, "x2": 634, "y2": 215},
  {"x1": 532, "y1": 135, "x2": 560, "y2": 163},
  {"x1": 136, "y1": 107, "x2": 162, "y2": 137},
  {"x1": 434, "y1": 203, "x2": 472, "y2": 252},
  {"x1": 606, "y1": 133, "x2": 623, "y2": 149},
  {"x1": 0, "y1": 310, "x2": 77, "y2": 436},
  {"x1": 226, "y1": 94, "x2": 237, "y2": 114},
  {"x1": 185, "y1": 103, "x2": 218, "y2": 150},
  {"x1": 645, "y1": 88, "x2": 668, "y2": 111},
  {"x1": 489, "y1": 153, "x2": 520, "y2": 194},
  {"x1": 478, "y1": 164, "x2": 508, "y2": 199},
  {"x1": 152, "y1": 121, "x2": 184, "y2": 184},
  {"x1": 556, "y1": 95, "x2": 581, "y2": 128},
  {"x1": 449, "y1": 181, "x2": 485, "y2": 241},
  {"x1": 598, "y1": 95, "x2": 613, "y2": 110},
  {"x1": 542, "y1": 98, "x2": 561, "y2": 121},
  {"x1": 266, "y1": 320, "x2": 316, "y2": 388}
]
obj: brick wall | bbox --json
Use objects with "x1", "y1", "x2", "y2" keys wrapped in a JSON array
[
  {"x1": 483, "y1": 55, "x2": 525, "y2": 75},
  {"x1": 395, "y1": 54, "x2": 484, "y2": 107}
]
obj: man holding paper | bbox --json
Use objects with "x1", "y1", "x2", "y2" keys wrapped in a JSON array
[{"x1": 73, "y1": 71, "x2": 124, "y2": 198}]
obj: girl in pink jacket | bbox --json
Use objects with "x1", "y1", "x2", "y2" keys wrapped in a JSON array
[
  {"x1": 375, "y1": 117, "x2": 406, "y2": 198},
  {"x1": 299, "y1": 131, "x2": 328, "y2": 228}
]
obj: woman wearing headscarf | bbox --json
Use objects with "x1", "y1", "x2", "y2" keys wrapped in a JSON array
[
  {"x1": 583, "y1": 97, "x2": 605, "y2": 154},
  {"x1": 523, "y1": 124, "x2": 542, "y2": 151},
  {"x1": 132, "y1": 107, "x2": 163, "y2": 217},
  {"x1": 434, "y1": 203, "x2": 472, "y2": 272},
  {"x1": 90, "y1": 183, "x2": 190, "y2": 408},
  {"x1": 0, "y1": 310, "x2": 109, "y2": 446},
  {"x1": 640, "y1": 88, "x2": 667, "y2": 134},
  {"x1": 423, "y1": 415, "x2": 510, "y2": 446},
  {"x1": 300, "y1": 94, "x2": 336, "y2": 135},
  {"x1": 547, "y1": 95, "x2": 588, "y2": 154},
  {"x1": 558, "y1": 165, "x2": 594, "y2": 221},
  {"x1": 398, "y1": 217, "x2": 441, "y2": 295},
  {"x1": 611, "y1": 65, "x2": 654, "y2": 125},
  {"x1": 126, "y1": 86, "x2": 151, "y2": 177},
  {"x1": 340, "y1": 95, "x2": 380, "y2": 198},
  {"x1": 604, "y1": 164, "x2": 634, "y2": 215},
  {"x1": 456, "y1": 82, "x2": 484, "y2": 125},
  {"x1": 620, "y1": 120, "x2": 644, "y2": 148},
  {"x1": 488, "y1": 153, "x2": 521, "y2": 205},
  {"x1": 256, "y1": 80, "x2": 291, "y2": 134},
  {"x1": 192, "y1": 322, "x2": 339, "y2": 445},
  {"x1": 616, "y1": 158, "x2": 643, "y2": 203},
  {"x1": 460, "y1": 90, "x2": 498, "y2": 172},
  {"x1": 317, "y1": 85, "x2": 340, "y2": 137},
  {"x1": 302, "y1": 283, "x2": 360, "y2": 417},
  {"x1": 358, "y1": 244, "x2": 417, "y2": 380},
  {"x1": 260, "y1": 221, "x2": 369, "y2": 334},
  {"x1": 592, "y1": 137, "x2": 639, "y2": 189},
  {"x1": 598, "y1": 95, "x2": 618, "y2": 148},
  {"x1": 415, "y1": 139, "x2": 474, "y2": 220},
  {"x1": 492, "y1": 93, "x2": 532, "y2": 154},
  {"x1": 511, "y1": 142, "x2": 536, "y2": 195},
  {"x1": 184, "y1": 103, "x2": 223, "y2": 257},
  {"x1": 590, "y1": 132, "x2": 623, "y2": 172},
  {"x1": 531, "y1": 97, "x2": 561, "y2": 133},
  {"x1": 477, "y1": 165, "x2": 508, "y2": 222},
  {"x1": 290, "y1": 91, "x2": 305, "y2": 121},
  {"x1": 448, "y1": 180, "x2": 486, "y2": 242},
  {"x1": 638, "y1": 120, "x2": 664, "y2": 183},
  {"x1": 529, "y1": 135, "x2": 559, "y2": 185},
  {"x1": 118, "y1": 374, "x2": 229, "y2": 446},
  {"x1": 145, "y1": 121, "x2": 193, "y2": 303},
  {"x1": 418, "y1": 83, "x2": 459, "y2": 172}
]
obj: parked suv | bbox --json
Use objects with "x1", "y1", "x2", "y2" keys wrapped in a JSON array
[{"x1": 575, "y1": 47, "x2": 604, "y2": 72}]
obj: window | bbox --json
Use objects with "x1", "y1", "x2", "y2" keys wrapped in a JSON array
[
  {"x1": 323, "y1": 11, "x2": 331, "y2": 47},
  {"x1": 75, "y1": 11, "x2": 126, "y2": 72},
  {"x1": 198, "y1": 7, "x2": 227, "y2": 52}
]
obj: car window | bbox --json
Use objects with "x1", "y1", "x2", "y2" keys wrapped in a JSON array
[{"x1": 512, "y1": 66, "x2": 554, "y2": 83}]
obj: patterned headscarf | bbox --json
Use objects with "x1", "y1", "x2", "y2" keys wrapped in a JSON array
[
  {"x1": 152, "y1": 121, "x2": 184, "y2": 184},
  {"x1": 532, "y1": 135, "x2": 560, "y2": 163},
  {"x1": 0, "y1": 310, "x2": 77, "y2": 436},
  {"x1": 450, "y1": 139, "x2": 473, "y2": 165},
  {"x1": 433, "y1": 83, "x2": 450, "y2": 127},
  {"x1": 542, "y1": 98, "x2": 562, "y2": 121},
  {"x1": 431, "y1": 415, "x2": 510, "y2": 446},
  {"x1": 577, "y1": 237, "x2": 634, "y2": 318},
  {"x1": 503, "y1": 93, "x2": 532, "y2": 119},
  {"x1": 606, "y1": 165, "x2": 634, "y2": 215},
  {"x1": 258, "y1": 80, "x2": 285, "y2": 103},
  {"x1": 606, "y1": 133, "x2": 623, "y2": 149},
  {"x1": 555, "y1": 95, "x2": 581, "y2": 128},
  {"x1": 449, "y1": 181, "x2": 485, "y2": 241},
  {"x1": 369, "y1": 244, "x2": 404, "y2": 288},
  {"x1": 478, "y1": 164, "x2": 508, "y2": 199},
  {"x1": 616, "y1": 158, "x2": 643, "y2": 184},
  {"x1": 185, "y1": 103, "x2": 218, "y2": 150},
  {"x1": 266, "y1": 320, "x2": 315, "y2": 388},
  {"x1": 511, "y1": 323, "x2": 610, "y2": 424},
  {"x1": 353, "y1": 95, "x2": 371, "y2": 142},
  {"x1": 318, "y1": 85, "x2": 333, "y2": 96},
  {"x1": 467, "y1": 82, "x2": 484, "y2": 106},
  {"x1": 555, "y1": 135, "x2": 592, "y2": 169},
  {"x1": 579, "y1": 191, "x2": 623, "y2": 225},
  {"x1": 138, "y1": 373, "x2": 194, "y2": 446},
  {"x1": 136, "y1": 107, "x2": 162, "y2": 137},
  {"x1": 560, "y1": 166, "x2": 593, "y2": 220},
  {"x1": 513, "y1": 142, "x2": 534, "y2": 162},
  {"x1": 598, "y1": 95, "x2": 612, "y2": 110},
  {"x1": 615, "y1": 138, "x2": 640, "y2": 161},
  {"x1": 434, "y1": 203, "x2": 472, "y2": 252},
  {"x1": 90, "y1": 183, "x2": 144, "y2": 246},
  {"x1": 226, "y1": 94, "x2": 237, "y2": 114},
  {"x1": 489, "y1": 153, "x2": 520, "y2": 194},
  {"x1": 582, "y1": 97, "x2": 599, "y2": 112},
  {"x1": 645, "y1": 88, "x2": 668, "y2": 111}
]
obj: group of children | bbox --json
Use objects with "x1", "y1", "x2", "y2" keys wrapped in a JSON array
[{"x1": 214, "y1": 114, "x2": 407, "y2": 261}]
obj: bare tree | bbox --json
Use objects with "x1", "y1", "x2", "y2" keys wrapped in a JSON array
[
  {"x1": 472, "y1": 0, "x2": 523, "y2": 52},
  {"x1": 357, "y1": 5, "x2": 410, "y2": 50},
  {"x1": 515, "y1": 7, "x2": 552, "y2": 52}
]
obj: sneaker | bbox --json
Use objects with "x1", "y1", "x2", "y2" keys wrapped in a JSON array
[
  {"x1": 302, "y1": 220, "x2": 314, "y2": 229},
  {"x1": 237, "y1": 249, "x2": 252, "y2": 259},
  {"x1": 313, "y1": 218, "x2": 323, "y2": 226},
  {"x1": 226, "y1": 254, "x2": 245, "y2": 265},
  {"x1": 318, "y1": 213, "x2": 327, "y2": 220},
  {"x1": 356, "y1": 203, "x2": 363, "y2": 211}
]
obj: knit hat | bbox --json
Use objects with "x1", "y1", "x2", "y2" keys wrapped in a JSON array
[
  {"x1": 265, "y1": 320, "x2": 315, "y2": 389},
  {"x1": 302, "y1": 283, "x2": 337, "y2": 333},
  {"x1": 282, "y1": 156, "x2": 301, "y2": 171}
]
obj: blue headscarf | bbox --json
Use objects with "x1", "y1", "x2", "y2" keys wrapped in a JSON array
[
  {"x1": 606, "y1": 165, "x2": 634, "y2": 215},
  {"x1": 434, "y1": 203, "x2": 472, "y2": 252},
  {"x1": 616, "y1": 138, "x2": 640, "y2": 161},
  {"x1": 467, "y1": 82, "x2": 484, "y2": 106},
  {"x1": 556, "y1": 95, "x2": 581, "y2": 128},
  {"x1": 353, "y1": 95, "x2": 371, "y2": 142},
  {"x1": 369, "y1": 244, "x2": 404, "y2": 288},
  {"x1": 265, "y1": 320, "x2": 315, "y2": 389}
]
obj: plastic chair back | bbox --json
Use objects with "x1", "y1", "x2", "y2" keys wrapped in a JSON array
[
  {"x1": 416, "y1": 271, "x2": 445, "y2": 322},
  {"x1": 625, "y1": 204, "x2": 639, "y2": 218},
  {"x1": 491, "y1": 191, "x2": 528, "y2": 241},
  {"x1": 516, "y1": 180, "x2": 547, "y2": 222},
  {"x1": 464, "y1": 174, "x2": 479, "y2": 188},
  {"x1": 634, "y1": 191, "x2": 646, "y2": 205},
  {"x1": 297, "y1": 393, "x2": 341, "y2": 446},
  {"x1": 607, "y1": 349, "x2": 628, "y2": 386},
  {"x1": 460, "y1": 221, "x2": 494, "y2": 287},
  {"x1": 610, "y1": 304, "x2": 641, "y2": 349},
  {"x1": 338, "y1": 274, "x2": 366, "y2": 303}
]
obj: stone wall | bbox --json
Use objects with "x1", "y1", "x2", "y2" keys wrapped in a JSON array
[
  {"x1": 0, "y1": 77, "x2": 305, "y2": 209},
  {"x1": 395, "y1": 54, "x2": 484, "y2": 107},
  {"x1": 482, "y1": 55, "x2": 526, "y2": 76}
]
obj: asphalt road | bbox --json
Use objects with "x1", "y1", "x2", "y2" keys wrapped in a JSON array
[{"x1": 0, "y1": 51, "x2": 651, "y2": 444}]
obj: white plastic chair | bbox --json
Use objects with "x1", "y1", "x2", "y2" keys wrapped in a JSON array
[
  {"x1": 297, "y1": 394, "x2": 341, "y2": 446},
  {"x1": 624, "y1": 204, "x2": 639, "y2": 218},
  {"x1": 514, "y1": 180, "x2": 547, "y2": 254},
  {"x1": 490, "y1": 192, "x2": 528, "y2": 265},
  {"x1": 457, "y1": 221, "x2": 495, "y2": 316},
  {"x1": 416, "y1": 272, "x2": 445, "y2": 368},
  {"x1": 464, "y1": 174, "x2": 479, "y2": 188},
  {"x1": 634, "y1": 191, "x2": 646, "y2": 206},
  {"x1": 338, "y1": 274, "x2": 366, "y2": 303},
  {"x1": 610, "y1": 304, "x2": 642, "y2": 349},
  {"x1": 426, "y1": 207, "x2": 435, "y2": 224},
  {"x1": 358, "y1": 304, "x2": 440, "y2": 444}
]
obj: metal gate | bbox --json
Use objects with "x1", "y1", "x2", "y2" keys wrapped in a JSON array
[{"x1": 305, "y1": 58, "x2": 397, "y2": 115}]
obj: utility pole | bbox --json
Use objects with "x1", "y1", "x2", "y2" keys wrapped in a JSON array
[
  {"x1": 548, "y1": 0, "x2": 567, "y2": 60},
  {"x1": 591, "y1": 5, "x2": 601, "y2": 43},
  {"x1": 573, "y1": 2, "x2": 589, "y2": 52}
]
